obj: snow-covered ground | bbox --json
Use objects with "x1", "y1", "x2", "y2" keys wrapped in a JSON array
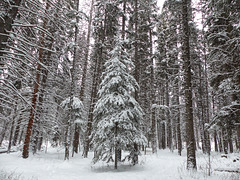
[{"x1": 0, "y1": 147, "x2": 240, "y2": 180}]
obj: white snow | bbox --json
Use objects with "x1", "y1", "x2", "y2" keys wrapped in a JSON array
[{"x1": 1, "y1": 147, "x2": 240, "y2": 180}]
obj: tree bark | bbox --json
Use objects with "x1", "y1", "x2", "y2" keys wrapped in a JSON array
[
  {"x1": 181, "y1": 0, "x2": 196, "y2": 169},
  {"x1": 133, "y1": 0, "x2": 139, "y2": 164}
]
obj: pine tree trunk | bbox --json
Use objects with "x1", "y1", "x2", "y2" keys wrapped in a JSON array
[
  {"x1": 201, "y1": 4, "x2": 211, "y2": 154},
  {"x1": 64, "y1": 121, "x2": 70, "y2": 160},
  {"x1": 181, "y1": 0, "x2": 196, "y2": 169},
  {"x1": 157, "y1": 120, "x2": 161, "y2": 149},
  {"x1": 83, "y1": 45, "x2": 102, "y2": 158},
  {"x1": 223, "y1": 129, "x2": 228, "y2": 154},
  {"x1": 166, "y1": 80, "x2": 172, "y2": 150},
  {"x1": 0, "y1": 121, "x2": 9, "y2": 146},
  {"x1": 114, "y1": 123, "x2": 118, "y2": 169},
  {"x1": 12, "y1": 117, "x2": 22, "y2": 146},
  {"x1": 237, "y1": 126, "x2": 240, "y2": 151},
  {"x1": 18, "y1": 127, "x2": 24, "y2": 145},
  {"x1": 134, "y1": 0, "x2": 139, "y2": 99},
  {"x1": 22, "y1": 2, "x2": 49, "y2": 159},
  {"x1": 214, "y1": 130, "x2": 218, "y2": 152},
  {"x1": 176, "y1": 78, "x2": 182, "y2": 155},
  {"x1": 37, "y1": 132, "x2": 43, "y2": 151},
  {"x1": 71, "y1": 0, "x2": 81, "y2": 157},
  {"x1": 7, "y1": 119, "x2": 15, "y2": 153},
  {"x1": 32, "y1": 40, "x2": 53, "y2": 154},
  {"x1": 78, "y1": 0, "x2": 94, "y2": 101},
  {"x1": 132, "y1": 0, "x2": 139, "y2": 164},
  {"x1": 227, "y1": 127, "x2": 233, "y2": 153},
  {"x1": 218, "y1": 131, "x2": 223, "y2": 153},
  {"x1": 149, "y1": 20, "x2": 157, "y2": 154},
  {"x1": 162, "y1": 122, "x2": 166, "y2": 149}
]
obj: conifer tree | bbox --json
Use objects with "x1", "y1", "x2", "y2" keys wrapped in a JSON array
[
  {"x1": 91, "y1": 37, "x2": 146, "y2": 169},
  {"x1": 181, "y1": 0, "x2": 196, "y2": 169}
]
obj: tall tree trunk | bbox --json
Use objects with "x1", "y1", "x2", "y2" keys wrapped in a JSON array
[
  {"x1": 201, "y1": 1, "x2": 211, "y2": 154},
  {"x1": 22, "y1": 1, "x2": 50, "y2": 159},
  {"x1": 79, "y1": 0, "x2": 94, "y2": 101},
  {"x1": 83, "y1": 45, "x2": 102, "y2": 158},
  {"x1": 166, "y1": 80, "x2": 172, "y2": 150},
  {"x1": 149, "y1": 22, "x2": 157, "y2": 154},
  {"x1": 132, "y1": 0, "x2": 139, "y2": 165},
  {"x1": 176, "y1": 76, "x2": 182, "y2": 155},
  {"x1": 72, "y1": 0, "x2": 80, "y2": 157},
  {"x1": 182, "y1": 0, "x2": 196, "y2": 169},
  {"x1": 32, "y1": 40, "x2": 53, "y2": 154}
]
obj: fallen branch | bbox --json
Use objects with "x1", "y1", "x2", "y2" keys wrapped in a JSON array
[
  {"x1": 0, "y1": 150, "x2": 16, "y2": 154},
  {"x1": 215, "y1": 168, "x2": 240, "y2": 173}
]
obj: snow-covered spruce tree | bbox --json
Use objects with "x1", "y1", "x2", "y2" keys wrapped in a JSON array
[{"x1": 91, "y1": 37, "x2": 147, "y2": 169}]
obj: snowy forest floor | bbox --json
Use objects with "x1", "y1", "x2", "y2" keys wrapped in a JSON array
[{"x1": 0, "y1": 146, "x2": 240, "y2": 180}]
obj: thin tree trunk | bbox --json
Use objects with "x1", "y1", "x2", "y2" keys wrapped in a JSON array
[
  {"x1": 7, "y1": 119, "x2": 15, "y2": 153},
  {"x1": 237, "y1": 126, "x2": 240, "y2": 151},
  {"x1": 214, "y1": 130, "x2": 218, "y2": 152},
  {"x1": 223, "y1": 129, "x2": 228, "y2": 154},
  {"x1": 166, "y1": 80, "x2": 172, "y2": 150},
  {"x1": 149, "y1": 19, "x2": 157, "y2": 154},
  {"x1": 132, "y1": 0, "x2": 139, "y2": 165},
  {"x1": 18, "y1": 126, "x2": 24, "y2": 145},
  {"x1": 32, "y1": 39, "x2": 53, "y2": 154},
  {"x1": 176, "y1": 77, "x2": 182, "y2": 155},
  {"x1": 182, "y1": 0, "x2": 196, "y2": 169},
  {"x1": 78, "y1": 0, "x2": 94, "y2": 101},
  {"x1": 72, "y1": 0, "x2": 80, "y2": 157},
  {"x1": 218, "y1": 131, "x2": 223, "y2": 153},
  {"x1": 227, "y1": 127, "x2": 233, "y2": 153},
  {"x1": 201, "y1": 1, "x2": 211, "y2": 155},
  {"x1": 12, "y1": 117, "x2": 22, "y2": 146},
  {"x1": 134, "y1": 0, "x2": 139, "y2": 100},
  {"x1": 0, "y1": 121, "x2": 9, "y2": 147},
  {"x1": 83, "y1": 45, "x2": 102, "y2": 158},
  {"x1": 22, "y1": 1, "x2": 50, "y2": 159},
  {"x1": 114, "y1": 123, "x2": 118, "y2": 169},
  {"x1": 157, "y1": 120, "x2": 161, "y2": 149},
  {"x1": 162, "y1": 122, "x2": 166, "y2": 149}
]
